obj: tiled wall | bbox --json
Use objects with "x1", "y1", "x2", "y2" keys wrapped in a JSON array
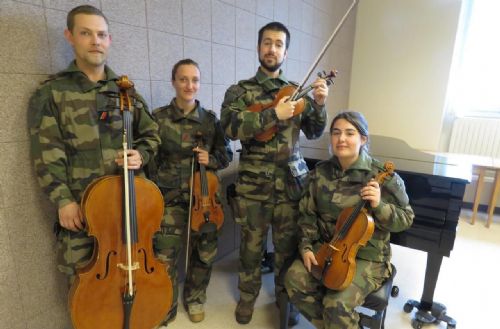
[{"x1": 0, "y1": 0, "x2": 356, "y2": 327}]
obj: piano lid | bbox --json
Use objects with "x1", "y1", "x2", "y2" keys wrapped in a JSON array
[{"x1": 300, "y1": 134, "x2": 471, "y2": 183}]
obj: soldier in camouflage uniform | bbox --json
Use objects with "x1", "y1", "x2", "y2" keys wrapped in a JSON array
[
  {"x1": 28, "y1": 5, "x2": 160, "y2": 286},
  {"x1": 150, "y1": 59, "x2": 232, "y2": 324},
  {"x1": 284, "y1": 111, "x2": 414, "y2": 329},
  {"x1": 220, "y1": 22, "x2": 330, "y2": 325}
]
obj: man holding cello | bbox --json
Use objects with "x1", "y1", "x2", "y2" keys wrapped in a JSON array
[
  {"x1": 220, "y1": 21, "x2": 330, "y2": 325},
  {"x1": 28, "y1": 4, "x2": 159, "y2": 289}
]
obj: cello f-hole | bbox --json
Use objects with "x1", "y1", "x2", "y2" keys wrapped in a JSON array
[
  {"x1": 138, "y1": 248, "x2": 154, "y2": 274},
  {"x1": 96, "y1": 250, "x2": 117, "y2": 280}
]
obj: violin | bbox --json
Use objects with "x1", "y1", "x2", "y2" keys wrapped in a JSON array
[
  {"x1": 189, "y1": 132, "x2": 224, "y2": 233},
  {"x1": 69, "y1": 76, "x2": 173, "y2": 329},
  {"x1": 248, "y1": 70, "x2": 337, "y2": 142},
  {"x1": 311, "y1": 161, "x2": 395, "y2": 291}
]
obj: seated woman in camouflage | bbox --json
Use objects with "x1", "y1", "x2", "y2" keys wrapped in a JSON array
[
  {"x1": 150, "y1": 59, "x2": 232, "y2": 324},
  {"x1": 284, "y1": 111, "x2": 414, "y2": 329}
]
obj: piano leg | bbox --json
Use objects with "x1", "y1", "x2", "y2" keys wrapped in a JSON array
[{"x1": 403, "y1": 253, "x2": 457, "y2": 329}]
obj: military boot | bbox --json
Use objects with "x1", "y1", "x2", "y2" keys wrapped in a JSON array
[
  {"x1": 288, "y1": 304, "x2": 300, "y2": 326},
  {"x1": 187, "y1": 303, "x2": 205, "y2": 323},
  {"x1": 235, "y1": 299, "x2": 256, "y2": 324}
]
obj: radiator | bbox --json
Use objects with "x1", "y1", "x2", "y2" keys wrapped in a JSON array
[{"x1": 448, "y1": 117, "x2": 500, "y2": 158}]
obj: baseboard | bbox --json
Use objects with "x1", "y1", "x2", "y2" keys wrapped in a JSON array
[{"x1": 462, "y1": 202, "x2": 500, "y2": 214}]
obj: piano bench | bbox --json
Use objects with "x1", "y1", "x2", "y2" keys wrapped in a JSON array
[
  {"x1": 278, "y1": 264, "x2": 398, "y2": 329},
  {"x1": 359, "y1": 264, "x2": 398, "y2": 329}
]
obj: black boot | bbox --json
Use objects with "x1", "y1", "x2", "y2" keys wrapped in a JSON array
[{"x1": 288, "y1": 303, "x2": 300, "y2": 326}]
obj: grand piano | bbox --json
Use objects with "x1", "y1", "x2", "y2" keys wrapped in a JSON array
[{"x1": 300, "y1": 134, "x2": 471, "y2": 329}]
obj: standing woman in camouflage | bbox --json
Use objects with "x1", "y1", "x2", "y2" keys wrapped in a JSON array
[
  {"x1": 151, "y1": 59, "x2": 232, "y2": 324},
  {"x1": 284, "y1": 111, "x2": 414, "y2": 329},
  {"x1": 28, "y1": 5, "x2": 159, "y2": 285},
  {"x1": 221, "y1": 22, "x2": 329, "y2": 325}
]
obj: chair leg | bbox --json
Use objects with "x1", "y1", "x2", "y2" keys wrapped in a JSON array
[
  {"x1": 279, "y1": 292, "x2": 290, "y2": 329},
  {"x1": 380, "y1": 308, "x2": 387, "y2": 329}
]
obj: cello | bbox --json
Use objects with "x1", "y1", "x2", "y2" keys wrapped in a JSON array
[
  {"x1": 69, "y1": 76, "x2": 173, "y2": 329},
  {"x1": 311, "y1": 161, "x2": 395, "y2": 290}
]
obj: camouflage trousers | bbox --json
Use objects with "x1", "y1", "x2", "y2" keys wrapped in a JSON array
[
  {"x1": 284, "y1": 255, "x2": 391, "y2": 329},
  {"x1": 153, "y1": 203, "x2": 218, "y2": 320},
  {"x1": 56, "y1": 227, "x2": 94, "y2": 286},
  {"x1": 236, "y1": 197, "x2": 299, "y2": 303}
]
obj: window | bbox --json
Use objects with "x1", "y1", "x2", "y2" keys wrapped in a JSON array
[{"x1": 447, "y1": 0, "x2": 500, "y2": 118}]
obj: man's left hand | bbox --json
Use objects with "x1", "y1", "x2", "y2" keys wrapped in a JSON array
[{"x1": 311, "y1": 78, "x2": 329, "y2": 106}]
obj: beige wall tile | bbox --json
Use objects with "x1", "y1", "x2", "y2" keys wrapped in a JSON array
[
  {"x1": 235, "y1": 0, "x2": 256, "y2": 13},
  {"x1": 0, "y1": 74, "x2": 43, "y2": 143},
  {"x1": 26, "y1": 305, "x2": 70, "y2": 329},
  {"x1": 212, "y1": 84, "x2": 230, "y2": 117},
  {"x1": 0, "y1": 209, "x2": 26, "y2": 329},
  {"x1": 0, "y1": 142, "x2": 39, "y2": 208},
  {"x1": 236, "y1": 8, "x2": 256, "y2": 50},
  {"x1": 45, "y1": 8, "x2": 74, "y2": 72},
  {"x1": 107, "y1": 23, "x2": 150, "y2": 80},
  {"x1": 273, "y1": 0, "x2": 289, "y2": 24},
  {"x1": 213, "y1": 44, "x2": 235, "y2": 85},
  {"x1": 197, "y1": 83, "x2": 213, "y2": 111},
  {"x1": 287, "y1": 27, "x2": 301, "y2": 60},
  {"x1": 146, "y1": 0, "x2": 182, "y2": 34},
  {"x1": 212, "y1": 0, "x2": 236, "y2": 46},
  {"x1": 43, "y1": 0, "x2": 100, "y2": 11},
  {"x1": 102, "y1": 0, "x2": 147, "y2": 27},
  {"x1": 0, "y1": 1, "x2": 51, "y2": 74},
  {"x1": 182, "y1": 0, "x2": 211, "y2": 41},
  {"x1": 257, "y1": 0, "x2": 274, "y2": 19},
  {"x1": 151, "y1": 80, "x2": 175, "y2": 110},
  {"x1": 149, "y1": 30, "x2": 184, "y2": 81},
  {"x1": 235, "y1": 48, "x2": 256, "y2": 82},
  {"x1": 133, "y1": 79, "x2": 153, "y2": 110}
]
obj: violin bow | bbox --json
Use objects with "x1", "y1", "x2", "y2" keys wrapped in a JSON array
[
  {"x1": 291, "y1": 0, "x2": 358, "y2": 99},
  {"x1": 185, "y1": 153, "x2": 196, "y2": 275}
]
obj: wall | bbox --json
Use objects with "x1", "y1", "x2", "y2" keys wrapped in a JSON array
[
  {"x1": 349, "y1": 0, "x2": 462, "y2": 152},
  {"x1": 0, "y1": 0, "x2": 356, "y2": 328}
]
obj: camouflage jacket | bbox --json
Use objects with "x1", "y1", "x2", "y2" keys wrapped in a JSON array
[
  {"x1": 298, "y1": 152, "x2": 414, "y2": 263},
  {"x1": 221, "y1": 68, "x2": 326, "y2": 203},
  {"x1": 28, "y1": 61, "x2": 160, "y2": 209},
  {"x1": 151, "y1": 99, "x2": 232, "y2": 205}
]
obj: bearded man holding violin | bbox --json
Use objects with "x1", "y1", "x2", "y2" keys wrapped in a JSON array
[{"x1": 221, "y1": 21, "x2": 329, "y2": 325}]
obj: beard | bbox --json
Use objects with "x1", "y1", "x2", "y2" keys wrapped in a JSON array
[{"x1": 259, "y1": 55, "x2": 284, "y2": 73}]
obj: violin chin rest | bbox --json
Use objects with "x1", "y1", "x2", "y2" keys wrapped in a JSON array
[{"x1": 199, "y1": 222, "x2": 218, "y2": 234}]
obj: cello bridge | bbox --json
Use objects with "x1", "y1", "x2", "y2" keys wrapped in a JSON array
[{"x1": 117, "y1": 262, "x2": 140, "y2": 271}]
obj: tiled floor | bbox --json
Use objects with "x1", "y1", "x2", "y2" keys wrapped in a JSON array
[{"x1": 161, "y1": 209, "x2": 500, "y2": 329}]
